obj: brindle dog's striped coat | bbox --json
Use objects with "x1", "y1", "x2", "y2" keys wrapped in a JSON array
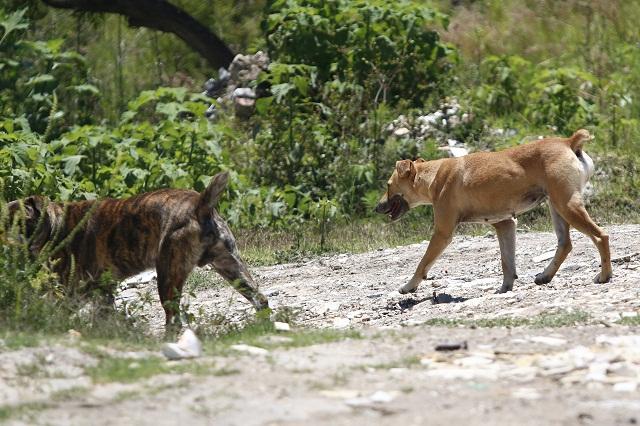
[{"x1": 7, "y1": 172, "x2": 268, "y2": 327}]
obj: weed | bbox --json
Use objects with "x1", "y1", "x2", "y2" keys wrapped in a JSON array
[
  {"x1": 617, "y1": 315, "x2": 640, "y2": 326},
  {"x1": 422, "y1": 311, "x2": 591, "y2": 328}
]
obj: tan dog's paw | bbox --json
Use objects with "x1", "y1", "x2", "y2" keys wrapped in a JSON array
[
  {"x1": 398, "y1": 278, "x2": 421, "y2": 294},
  {"x1": 594, "y1": 271, "x2": 612, "y2": 284}
]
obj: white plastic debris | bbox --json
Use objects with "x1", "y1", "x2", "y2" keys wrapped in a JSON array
[
  {"x1": 162, "y1": 328, "x2": 202, "y2": 360},
  {"x1": 533, "y1": 251, "x2": 555, "y2": 263}
]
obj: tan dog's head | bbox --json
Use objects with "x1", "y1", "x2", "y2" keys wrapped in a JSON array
[{"x1": 375, "y1": 159, "x2": 425, "y2": 221}]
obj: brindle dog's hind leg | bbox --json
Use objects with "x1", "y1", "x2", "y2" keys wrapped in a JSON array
[
  {"x1": 493, "y1": 218, "x2": 517, "y2": 293},
  {"x1": 535, "y1": 204, "x2": 572, "y2": 285}
]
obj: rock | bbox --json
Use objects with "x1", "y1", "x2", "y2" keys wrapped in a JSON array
[
  {"x1": 426, "y1": 367, "x2": 498, "y2": 381},
  {"x1": 274, "y1": 322, "x2": 290, "y2": 332},
  {"x1": 162, "y1": 329, "x2": 202, "y2": 360},
  {"x1": 121, "y1": 269, "x2": 157, "y2": 288},
  {"x1": 596, "y1": 335, "x2": 640, "y2": 347},
  {"x1": 512, "y1": 387, "x2": 541, "y2": 400},
  {"x1": 613, "y1": 382, "x2": 638, "y2": 392},
  {"x1": 319, "y1": 389, "x2": 361, "y2": 399},
  {"x1": 229, "y1": 51, "x2": 269, "y2": 85},
  {"x1": 369, "y1": 390, "x2": 397, "y2": 403},
  {"x1": 229, "y1": 344, "x2": 269, "y2": 356},
  {"x1": 333, "y1": 318, "x2": 350, "y2": 329},
  {"x1": 529, "y1": 336, "x2": 567, "y2": 347},
  {"x1": 393, "y1": 127, "x2": 411, "y2": 137}
]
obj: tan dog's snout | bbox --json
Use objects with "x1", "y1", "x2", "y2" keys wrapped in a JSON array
[{"x1": 375, "y1": 193, "x2": 410, "y2": 221}]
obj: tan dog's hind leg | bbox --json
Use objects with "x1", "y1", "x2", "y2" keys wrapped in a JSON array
[
  {"x1": 535, "y1": 204, "x2": 572, "y2": 285},
  {"x1": 399, "y1": 215, "x2": 456, "y2": 294},
  {"x1": 549, "y1": 192, "x2": 612, "y2": 284},
  {"x1": 493, "y1": 218, "x2": 517, "y2": 293}
]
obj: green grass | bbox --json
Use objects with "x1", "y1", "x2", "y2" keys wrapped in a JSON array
[
  {"x1": 0, "y1": 331, "x2": 43, "y2": 349},
  {"x1": 422, "y1": 310, "x2": 591, "y2": 328},
  {"x1": 617, "y1": 315, "x2": 640, "y2": 326},
  {"x1": 0, "y1": 402, "x2": 50, "y2": 423}
]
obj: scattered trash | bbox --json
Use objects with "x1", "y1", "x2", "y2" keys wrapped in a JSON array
[
  {"x1": 533, "y1": 251, "x2": 555, "y2": 263},
  {"x1": 162, "y1": 329, "x2": 202, "y2": 360},
  {"x1": 435, "y1": 341, "x2": 468, "y2": 351}
]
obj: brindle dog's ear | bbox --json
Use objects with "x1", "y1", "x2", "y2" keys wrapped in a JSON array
[
  {"x1": 395, "y1": 160, "x2": 416, "y2": 180},
  {"x1": 23, "y1": 196, "x2": 45, "y2": 220},
  {"x1": 200, "y1": 171, "x2": 229, "y2": 212}
]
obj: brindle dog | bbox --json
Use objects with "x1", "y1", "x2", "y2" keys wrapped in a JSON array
[{"x1": 7, "y1": 171, "x2": 268, "y2": 327}]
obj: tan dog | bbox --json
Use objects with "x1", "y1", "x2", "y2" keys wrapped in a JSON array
[{"x1": 376, "y1": 129, "x2": 612, "y2": 294}]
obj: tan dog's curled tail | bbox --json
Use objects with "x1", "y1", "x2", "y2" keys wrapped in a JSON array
[{"x1": 567, "y1": 129, "x2": 591, "y2": 153}]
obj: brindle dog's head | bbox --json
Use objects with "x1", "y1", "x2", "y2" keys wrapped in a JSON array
[
  {"x1": 375, "y1": 159, "x2": 425, "y2": 221},
  {"x1": 6, "y1": 195, "x2": 58, "y2": 255}
]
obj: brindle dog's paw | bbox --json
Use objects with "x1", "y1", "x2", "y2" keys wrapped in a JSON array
[
  {"x1": 495, "y1": 285, "x2": 512, "y2": 294},
  {"x1": 534, "y1": 273, "x2": 551, "y2": 285},
  {"x1": 594, "y1": 272, "x2": 612, "y2": 284}
]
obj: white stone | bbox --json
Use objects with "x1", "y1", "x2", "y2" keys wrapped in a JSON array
[
  {"x1": 274, "y1": 322, "x2": 290, "y2": 332},
  {"x1": 319, "y1": 389, "x2": 361, "y2": 399},
  {"x1": 529, "y1": 336, "x2": 567, "y2": 347},
  {"x1": 369, "y1": 390, "x2": 397, "y2": 403},
  {"x1": 448, "y1": 146, "x2": 469, "y2": 157},
  {"x1": 613, "y1": 382, "x2": 638, "y2": 392},
  {"x1": 333, "y1": 318, "x2": 351, "y2": 329},
  {"x1": 596, "y1": 335, "x2": 640, "y2": 347},
  {"x1": 229, "y1": 344, "x2": 269, "y2": 356},
  {"x1": 393, "y1": 127, "x2": 411, "y2": 137}
]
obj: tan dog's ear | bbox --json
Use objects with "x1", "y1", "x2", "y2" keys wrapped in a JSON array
[{"x1": 395, "y1": 160, "x2": 416, "y2": 180}]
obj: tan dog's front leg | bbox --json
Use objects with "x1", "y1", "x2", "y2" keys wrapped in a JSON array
[
  {"x1": 493, "y1": 218, "x2": 517, "y2": 293},
  {"x1": 399, "y1": 221, "x2": 456, "y2": 294}
]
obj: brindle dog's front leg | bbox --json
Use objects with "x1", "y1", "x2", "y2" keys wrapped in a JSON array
[
  {"x1": 493, "y1": 218, "x2": 517, "y2": 293},
  {"x1": 400, "y1": 214, "x2": 457, "y2": 294},
  {"x1": 157, "y1": 231, "x2": 197, "y2": 330}
]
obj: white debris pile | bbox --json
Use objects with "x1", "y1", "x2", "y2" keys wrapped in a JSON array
[
  {"x1": 414, "y1": 334, "x2": 640, "y2": 392},
  {"x1": 385, "y1": 98, "x2": 473, "y2": 157}
]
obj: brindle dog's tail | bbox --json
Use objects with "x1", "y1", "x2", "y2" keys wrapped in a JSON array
[
  {"x1": 197, "y1": 171, "x2": 229, "y2": 221},
  {"x1": 567, "y1": 129, "x2": 592, "y2": 154}
]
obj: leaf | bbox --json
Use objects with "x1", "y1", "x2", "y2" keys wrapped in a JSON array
[
  {"x1": 63, "y1": 155, "x2": 85, "y2": 176},
  {"x1": 0, "y1": 8, "x2": 28, "y2": 46},
  {"x1": 70, "y1": 84, "x2": 100, "y2": 96},
  {"x1": 271, "y1": 83, "x2": 295, "y2": 103}
]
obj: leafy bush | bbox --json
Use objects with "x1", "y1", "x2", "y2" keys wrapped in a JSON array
[
  {"x1": 0, "y1": 8, "x2": 100, "y2": 135},
  {"x1": 264, "y1": 0, "x2": 455, "y2": 106}
]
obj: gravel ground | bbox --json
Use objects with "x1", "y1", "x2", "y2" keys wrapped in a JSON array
[{"x1": 1, "y1": 224, "x2": 639, "y2": 425}]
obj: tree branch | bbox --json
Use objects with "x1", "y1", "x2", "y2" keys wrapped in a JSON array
[{"x1": 41, "y1": 0, "x2": 235, "y2": 69}]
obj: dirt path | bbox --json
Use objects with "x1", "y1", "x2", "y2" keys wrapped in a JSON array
[{"x1": 2, "y1": 224, "x2": 639, "y2": 425}]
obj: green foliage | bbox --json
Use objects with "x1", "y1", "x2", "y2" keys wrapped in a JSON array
[
  {"x1": 264, "y1": 0, "x2": 454, "y2": 106},
  {"x1": 0, "y1": 9, "x2": 99, "y2": 134}
]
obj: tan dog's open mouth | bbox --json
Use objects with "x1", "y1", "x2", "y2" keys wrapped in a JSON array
[{"x1": 376, "y1": 194, "x2": 410, "y2": 222}]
